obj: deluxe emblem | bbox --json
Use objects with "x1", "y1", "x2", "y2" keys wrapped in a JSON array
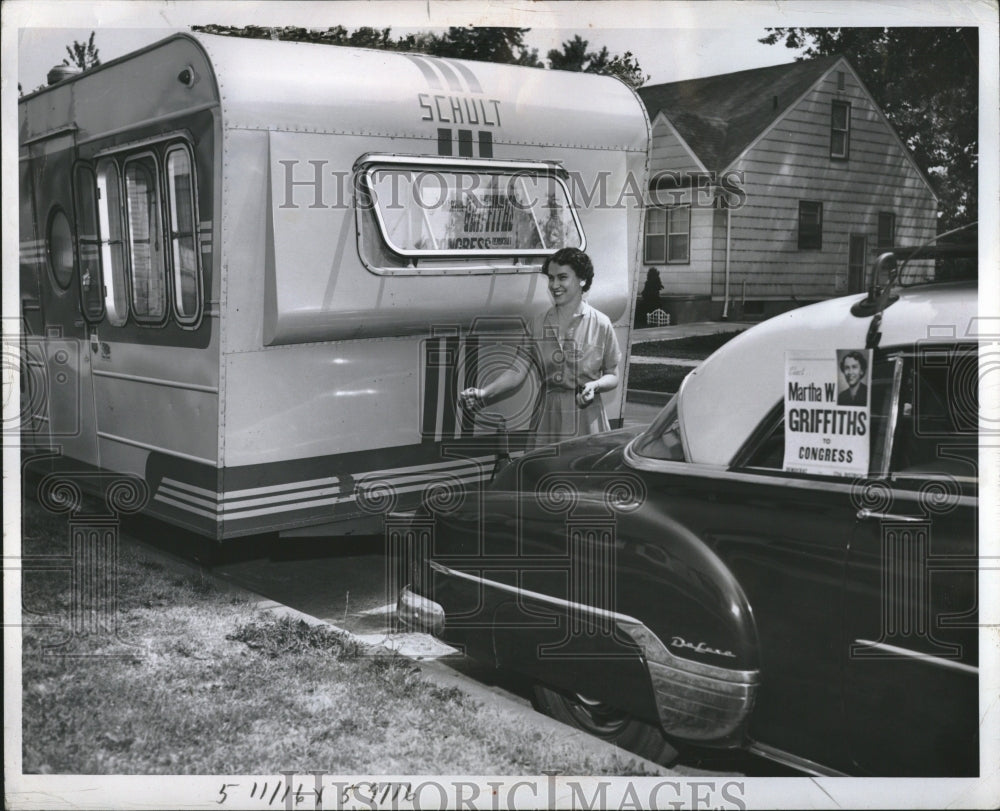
[{"x1": 670, "y1": 635, "x2": 736, "y2": 658}]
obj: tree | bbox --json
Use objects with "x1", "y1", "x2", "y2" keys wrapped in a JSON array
[
  {"x1": 63, "y1": 31, "x2": 101, "y2": 70},
  {"x1": 759, "y1": 27, "x2": 978, "y2": 232},
  {"x1": 425, "y1": 27, "x2": 541, "y2": 67},
  {"x1": 547, "y1": 35, "x2": 648, "y2": 87}
]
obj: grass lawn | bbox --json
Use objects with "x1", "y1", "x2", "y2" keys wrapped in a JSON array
[
  {"x1": 625, "y1": 364, "x2": 693, "y2": 394},
  {"x1": 627, "y1": 331, "x2": 744, "y2": 393},
  {"x1": 630, "y1": 331, "x2": 744, "y2": 359},
  {"x1": 19, "y1": 497, "x2": 658, "y2": 775}
]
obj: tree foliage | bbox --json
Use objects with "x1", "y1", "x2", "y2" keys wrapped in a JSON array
[
  {"x1": 63, "y1": 31, "x2": 101, "y2": 70},
  {"x1": 191, "y1": 24, "x2": 646, "y2": 86},
  {"x1": 759, "y1": 27, "x2": 978, "y2": 231},
  {"x1": 547, "y1": 35, "x2": 648, "y2": 87}
]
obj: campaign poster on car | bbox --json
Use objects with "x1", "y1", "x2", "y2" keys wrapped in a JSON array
[{"x1": 783, "y1": 348, "x2": 872, "y2": 477}]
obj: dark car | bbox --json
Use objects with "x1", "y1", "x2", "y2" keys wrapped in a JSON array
[{"x1": 398, "y1": 268, "x2": 981, "y2": 776}]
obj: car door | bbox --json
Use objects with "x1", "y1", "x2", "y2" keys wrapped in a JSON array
[
  {"x1": 704, "y1": 349, "x2": 904, "y2": 772},
  {"x1": 844, "y1": 343, "x2": 979, "y2": 776}
]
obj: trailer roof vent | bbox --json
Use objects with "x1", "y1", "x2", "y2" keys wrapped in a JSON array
[{"x1": 47, "y1": 65, "x2": 81, "y2": 85}]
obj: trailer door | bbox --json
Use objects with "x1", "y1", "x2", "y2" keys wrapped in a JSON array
[{"x1": 25, "y1": 135, "x2": 100, "y2": 469}]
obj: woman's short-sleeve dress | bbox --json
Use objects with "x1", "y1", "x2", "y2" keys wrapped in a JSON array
[{"x1": 523, "y1": 300, "x2": 622, "y2": 448}]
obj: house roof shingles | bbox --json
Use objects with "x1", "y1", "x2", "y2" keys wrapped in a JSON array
[{"x1": 638, "y1": 55, "x2": 843, "y2": 171}]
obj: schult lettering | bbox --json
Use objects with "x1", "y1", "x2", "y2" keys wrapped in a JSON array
[{"x1": 418, "y1": 93, "x2": 502, "y2": 126}]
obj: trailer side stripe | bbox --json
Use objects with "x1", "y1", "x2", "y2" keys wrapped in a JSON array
[
  {"x1": 403, "y1": 54, "x2": 443, "y2": 90},
  {"x1": 154, "y1": 456, "x2": 495, "y2": 519},
  {"x1": 443, "y1": 59, "x2": 483, "y2": 94},
  {"x1": 431, "y1": 59, "x2": 465, "y2": 93},
  {"x1": 460, "y1": 335, "x2": 479, "y2": 437},
  {"x1": 440, "y1": 336, "x2": 460, "y2": 440},
  {"x1": 423, "y1": 338, "x2": 441, "y2": 441}
]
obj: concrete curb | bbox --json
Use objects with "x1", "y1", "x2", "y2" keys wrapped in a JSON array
[{"x1": 126, "y1": 533, "x2": 676, "y2": 776}]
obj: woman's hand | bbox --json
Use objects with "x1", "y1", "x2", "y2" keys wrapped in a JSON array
[
  {"x1": 576, "y1": 381, "x2": 598, "y2": 408},
  {"x1": 459, "y1": 387, "x2": 486, "y2": 410}
]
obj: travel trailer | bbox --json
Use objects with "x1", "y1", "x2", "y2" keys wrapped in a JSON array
[{"x1": 18, "y1": 33, "x2": 650, "y2": 540}]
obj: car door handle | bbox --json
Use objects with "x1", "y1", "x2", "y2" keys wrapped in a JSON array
[{"x1": 856, "y1": 508, "x2": 924, "y2": 523}]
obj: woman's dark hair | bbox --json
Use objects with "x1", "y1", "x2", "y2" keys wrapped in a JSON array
[
  {"x1": 542, "y1": 247, "x2": 595, "y2": 292},
  {"x1": 840, "y1": 350, "x2": 868, "y2": 375}
]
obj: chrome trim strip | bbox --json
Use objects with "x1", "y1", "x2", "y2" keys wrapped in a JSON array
[
  {"x1": 356, "y1": 154, "x2": 565, "y2": 172},
  {"x1": 96, "y1": 431, "x2": 217, "y2": 466},
  {"x1": 92, "y1": 368, "x2": 219, "y2": 394},
  {"x1": 428, "y1": 561, "x2": 759, "y2": 743},
  {"x1": 428, "y1": 560, "x2": 645, "y2": 627},
  {"x1": 853, "y1": 639, "x2": 978, "y2": 675},
  {"x1": 747, "y1": 742, "x2": 848, "y2": 777},
  {"x1": 428, "y1": 562, "x2": 758, "y2": 684},
  {"x1": 856, "y1": 509, "x2": 924, "y2": 523}
]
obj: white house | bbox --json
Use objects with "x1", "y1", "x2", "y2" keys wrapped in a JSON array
[{"x1": 637, "y1": 55, "x2": 937, "y2": 322}]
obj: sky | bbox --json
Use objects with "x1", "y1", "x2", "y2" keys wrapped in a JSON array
[
  {"x1": 16, "y1": 22, "x2": 809, "y2": 93},
  {"x1": 9, "y1": 0, "x2": 994, "y2": 95}
]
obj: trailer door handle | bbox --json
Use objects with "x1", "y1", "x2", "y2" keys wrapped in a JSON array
[{"x1": 856, "y1": 508, "x2": 924, "y2": 523}]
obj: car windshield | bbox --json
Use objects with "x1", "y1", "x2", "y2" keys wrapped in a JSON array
[
  {"x1": 629, "y1": 396, "x2": 686, "y2": 461},
  {"x1": 896, "y1": 250, "x2": 978, "y2": 286}
]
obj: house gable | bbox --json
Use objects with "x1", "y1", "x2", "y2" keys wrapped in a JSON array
[
  {"x1": 648, "y1": 110, "x2": 707, "y2": 176},
  {"x1": 722, "y1": 57, "x2": 938, "y2": 301},
  {"x1": 638, "y1": 56, "x2": 842, "y2": 172},
  {"x1": 637, "y1": 55, "x2": 940, "y2": 316},
  {"x1": 727, "y1": 57, "x2": 937, "y2": 200}
]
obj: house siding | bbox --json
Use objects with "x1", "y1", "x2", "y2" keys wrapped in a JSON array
[
  {"x1": 644, "y1": 119, "x2": 714, "y2": 298},
  {"x1": 641, "y1": 185, "x2": 716, "y2": 297},
  {"x1": 648, "y1": 116, "x2": 703, "y2": 176},
  {"x1": 714, "y1": 64, "x2": 937, "y2": 302}
]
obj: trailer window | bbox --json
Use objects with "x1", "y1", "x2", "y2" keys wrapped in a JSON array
[
  {"x1": 96, "y1": 160, "x2": 129, "y2": 326},
  {"x1": 124, "y1": 154, "x2": 167, "y2": 322},
  {"x1": 361, "y1": 163, "x2": 583, "y2": 261},
  {"x1": 165, "y1": 145, "x2": 201, "y2": 323},
  {"x1": 72, "y1": 165, "x2": 106, "y2": 321}
]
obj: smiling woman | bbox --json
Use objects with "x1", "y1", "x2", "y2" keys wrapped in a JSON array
[{"x1": 458, "y1": 247, "x2": 622, "y2": 448}]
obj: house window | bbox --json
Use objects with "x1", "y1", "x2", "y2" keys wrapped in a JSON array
[
  {"x1": 644, "y1": 206, "x2": 690, "y2": 264},
  {"x1": 877, "y1": 211, "x2": 895, "y2": 251},
  {"x1": 798, "y1": 201, "x2": 823, "y2": 250},
  {"x1": 848, "y1": 234, "x2": 867, "y2": 293},
  {"x1": 831, "y1": 101, "x2": 851, "y2": 159}
]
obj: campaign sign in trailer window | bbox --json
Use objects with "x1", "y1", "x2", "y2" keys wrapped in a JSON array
[{"x1": 364, "y1": 166, "x2": 583, "y2": 257}]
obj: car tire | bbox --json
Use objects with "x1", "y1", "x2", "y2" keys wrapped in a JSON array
[{"x1": 532, "y1": 684, "x2": 679, "y2": 766}]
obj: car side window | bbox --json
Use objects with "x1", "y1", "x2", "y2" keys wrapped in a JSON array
[{"x1": 889, "y1": 344, "x2": 978, "y2": 483}]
